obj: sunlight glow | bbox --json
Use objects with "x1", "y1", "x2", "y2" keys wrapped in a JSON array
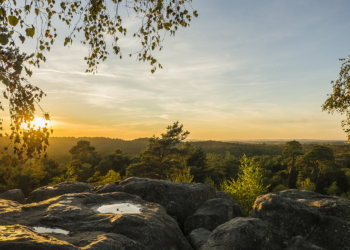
[{"x1": 21, "y1": 116, "x2": 51, "y2": 129}]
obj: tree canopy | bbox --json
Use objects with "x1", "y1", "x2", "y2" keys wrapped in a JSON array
[
  {"x1": 0, "y1": 0, "x2": 198, "y2": 159},
  {"x1": 282, "y1": 140, "x2": 303, "y2": 188},
  {"x1": 323, "y1": 57, "x2": 350, "y2": 141},
  {"x1": 126, "y1": 121, "x2": 190, "y2": 179}
]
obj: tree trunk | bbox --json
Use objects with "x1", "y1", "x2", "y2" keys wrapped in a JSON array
[{"x1": 286, "y1": 156, "x2": 295, "y2": 188}]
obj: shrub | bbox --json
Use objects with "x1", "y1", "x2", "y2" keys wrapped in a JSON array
[
  {"x1": 204, "y1": 175, "x2": 217, "y2": 190},
  {"x1": 272, "y1": 184, "x2": 288, "y2": 192},
  {"x1": 297, "y1": 178, "x2": 315, "y2": 191},
  {"x1": 88, "y1": 170, "x2": 121, "y2": 186},
  {"x1": 221, "y1": 155, "x2": 269, "y2": 216},
  {"x1": 167, "y1": 167, "x2": 194, "y2": 183},
  {"x1": 325, "y1": 181, "x2": 340, "y2": 196}
]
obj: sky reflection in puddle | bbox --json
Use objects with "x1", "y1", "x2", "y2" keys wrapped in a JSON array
[
  {"x1": 33, "y1": 226, "x2": 69, "y2": 235},
  {"x1": 96, "y1": 203, "x2": 142, "y2": 214}
]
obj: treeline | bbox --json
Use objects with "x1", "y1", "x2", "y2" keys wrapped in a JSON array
[{"x1": 1, "y1": 123, "x2": 350, "y2": 202}]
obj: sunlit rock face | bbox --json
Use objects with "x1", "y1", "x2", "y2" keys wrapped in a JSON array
[
  {"x1": 26, "y1": 182, "x2": 93, "y2": 203},
  {"x1": 0, "y1": 191, "x2": 193, "y2": 250},
  {"x1": 94, "y1": 177, "x2": 216, "y2": 230},
  {"x1": 251, "y1": 190, "x2": 350, "y2": 250}
]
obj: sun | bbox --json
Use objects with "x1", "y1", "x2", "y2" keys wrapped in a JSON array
[{"x1": 21, "y1": 116, "x2": 51, "y2": 129}]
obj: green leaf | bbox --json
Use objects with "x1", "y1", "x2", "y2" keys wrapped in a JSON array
[
  {"x1": 19, "y1": 35, "x2": 25, "y2": 44},
  {"x1": 39, "y1": 45, "x2": 45, "y2": 51},
  {"x1": 8, "y1": 16, "x2": 19, "y2": 26},
  {"x1": 35, "y1": 8, "x2": 39, "y2": 16},
  {"x1": 0, "y1": 7, "x2": 6, "y2": 18},
  {"x1": 13, "y1": 64, "x2": 22, "y2": 74},
  {"x1": 64, "y1": 37, "x2": 70, "y2": 46},
  {"x1": 26, "y1": 28, "x2": 35, "y2": 38},
  {"x1": 0, "y1": 35, "x2": 9, "y2": 45}
]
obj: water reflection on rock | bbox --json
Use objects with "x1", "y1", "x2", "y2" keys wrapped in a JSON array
[
  {"x1": 33, "y1": 226, "x2": 69, "y2": 235},
  {"x1": 95, "y1": 202, "x2": 142, "y2": 214}
]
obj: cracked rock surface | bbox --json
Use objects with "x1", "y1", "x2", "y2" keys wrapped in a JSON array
[
  {"x1": 0, "y1": 191, "x2": 193, "y2": 250},
  {"x1": 251, "y1": 190, "x2": 350, "y2": 250}
]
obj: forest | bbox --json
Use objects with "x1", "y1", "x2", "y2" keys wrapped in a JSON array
[{"x1": 1, "y1": 121, "x2": 350, "y2": 215}]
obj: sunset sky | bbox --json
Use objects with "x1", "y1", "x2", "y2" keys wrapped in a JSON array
[{"x1": 12, "y1": 0, "x2": 350, "y2": 140}]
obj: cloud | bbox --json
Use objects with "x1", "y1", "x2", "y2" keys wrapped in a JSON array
[{"x1": 159, "y1": 114, "x2": 169, "y2": 120}]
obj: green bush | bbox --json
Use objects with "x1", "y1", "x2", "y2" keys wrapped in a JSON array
[
  {"x1": 88, "y1": 170, "x2": 121, "y2": 186},
  {"x1": 272, "y1": 184, "x2": 288, "y2": 192},
  {"x1": 297, "y1": 178, "x2": 315, "y2": 191},
  {"x1": 167, "y1": 167, "x2": 194, "y2": 183},
  {"x1": 204, "y1": 175, "x2": 217, "y2": 190},
  {"x1": 221, "y1": 155, "x2": 270, "y2": 216}
]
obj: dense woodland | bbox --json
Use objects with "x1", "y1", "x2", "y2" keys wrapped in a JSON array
[{"x1": 1, "y1": 123, "x2": 350, "y2": 214}]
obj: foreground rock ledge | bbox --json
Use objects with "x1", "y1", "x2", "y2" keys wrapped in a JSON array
[
  {"x1": 0, "y1": 191, "x2": 192, "y2": 250},
  {"x1": 252, "y1": 189, "x2": 350, "y2": 250},
  {"x1": 94, "y1": 177, "x2": 216, "y2": 229}
]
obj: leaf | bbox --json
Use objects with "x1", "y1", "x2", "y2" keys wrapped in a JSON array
[
  {"x1": 35, "y1": 8, "x2": 39, "y2": 15},
  {"x1": 39, "y1": 45, "x2": 45, "y2": 51},
  {"x1": 26, "y1": 28, "x2": 35, "y2": 38},
  {"x1": 13, "y1": 64, "x2": 22, "y2": 74},
  {"x1": 8, "y1": 15, "x2": 19, "y2": 26},
  {"x1": 0, "y1": 35, "x2": 8, "y2": 45},
  {"x1": 64, "y1": 37, "x2": 70, "y2": 46},
  {"x1": 19, "y1": 35, "x2": 25, "y2": 44}
]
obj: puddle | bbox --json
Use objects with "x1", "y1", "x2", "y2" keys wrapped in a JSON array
[
  {"x1": 67, "y1": 197, "x2": 74, "y2": 200},
  {"x1": 95, "y1": 202, "x2": 142, "y2": 214},
  {"x1": 33, "y1": 226, "x2": 69, "y2": 235},
  {"x1": 59, "y1": 200, "x2": 72, "y2": 204},
  {"x1": 47, "y1": 187, "x2": 54, "y2": 189},
  {"x1": 297, "y1": 199, "x2": 306, "y2": 201}
]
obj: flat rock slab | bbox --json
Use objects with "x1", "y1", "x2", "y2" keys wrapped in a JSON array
[
  {"x1": 252, "y1": 189, "x2": 350, "y2": 250},
  {"x1": 27, "y1": 182, "x2": 93, "y2": 203},
  {"x1": 0, "y1": 192, "x2": 193, "y2": 250},
  {"x1": 94, "y1": 177, "x2": 216, "y2": 229}
]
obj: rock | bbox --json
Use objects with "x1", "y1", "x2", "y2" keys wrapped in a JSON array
[
  {"x1": 27, "y1": 182, "x2": 93, "y2": 203},
  {"x1": 0, "y1": 224, "x2": 76, "y2": 250},
  {"x1": 187, "y1": 228, "x2": 211, "y2": 250},
  {"x1": 184, "y1": 198, "x2": 243, "y2": 234},
  {"x1": 94, "y1": 177, "x2": 216, "y2": 229},
  {"x1": 199, "y1": 217, "x2": 281, "y2": 250},
  {"x1": 0, "y1": 189, "x2": 25, "y2": 203},
  {"x1": 0, "y1": 191, "x2": 193, "y2": 250},
  {"x1": 252, "y1": 189, "x2": 350, "y2": 250},
  {"x1": 0, "y1": 225, "x2": 143, "y2": 250},
  {"x1": 284, "y1": 236, "x2": 326, "y2": 250},
  {"x1": 215, "y1": 191, "x2": 231, "y2": 200}
]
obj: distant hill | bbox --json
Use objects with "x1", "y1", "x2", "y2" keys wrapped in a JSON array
[{"x1": 0, "y1": 137, "x2": 347, "y2": 164}]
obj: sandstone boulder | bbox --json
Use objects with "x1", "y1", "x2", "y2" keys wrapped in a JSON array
[
  {"x1": 199, "y1": 217, "x2": 281, "y2": 250},
  {"x1": 215, "y1": 191, "x2": 232, "y2": 200},
  {"x1": 252, "y1": 189, "x2": 350, "y2": 250},
  {"x1": 0, "y1": 191, "x2": 193, "y2": 250},
  {"x1": 27, "y1": 182, "x2": 93, "y2": 203},
  {"x1": 94, "y1": 177, "x2": 216, "y2": 229},
  {"x1": 184, "y1": 198, "x2": 243, "y2": 234},
  {"x1": 283, "y1": 236, "x2": 326, "y2": 250},
  {"x1": 187, "y1": 228, "x2": 211, "y2": 250},
  {"x1": 0, "y1": 224, "x2": 76, "y2": 250},
  {"x1": 0, "y1": 189, "x2": 25, "y2": 203}
]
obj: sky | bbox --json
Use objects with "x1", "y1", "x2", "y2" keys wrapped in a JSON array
[{"x1": 10, "y1": 0, "x2": 350, "y2": 140}]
